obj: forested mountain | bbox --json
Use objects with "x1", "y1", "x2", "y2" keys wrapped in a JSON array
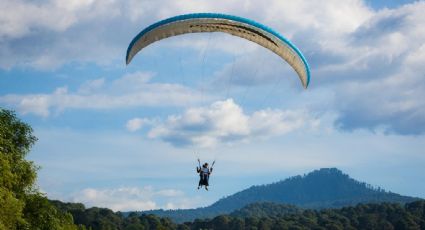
[
  {"x1": 53, "y1": 200, "x2": 425, "y2": 229},
  {"x1": 143, "y1": 168, "x2": 419, "y2": 222}
]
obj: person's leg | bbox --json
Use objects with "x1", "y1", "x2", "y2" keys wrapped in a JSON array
[
  {"x1": 205, "y1": 175, "x2": 209, "y2": 190},
  {"x1": 201, "y1": 174, "x2": 206, "y2": 185}
]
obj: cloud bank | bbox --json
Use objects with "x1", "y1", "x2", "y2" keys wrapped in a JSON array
[
  {"x1": 1, "y1": 0, "x2": 425, "y2": 136},
  {"x1": 146, "y1": 99, "x2": 319, "y2": 147},
  {"x1": 72, "y1": 186, "x2": 199, "y2": 211},
  {"x1": 0, "y1": 72, "x2": 204, "y2": 117}
]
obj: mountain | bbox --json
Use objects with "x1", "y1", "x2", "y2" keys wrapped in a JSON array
[{"x1": 142, "y1": 168, "x2": 420, "y2": 223}]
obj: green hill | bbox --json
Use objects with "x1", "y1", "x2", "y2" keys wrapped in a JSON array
[{"x1": 143, "y1": 168, "x2": 419, "y2": 222}]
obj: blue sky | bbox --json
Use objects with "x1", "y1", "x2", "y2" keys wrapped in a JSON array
[{"x1": 1, "y1": 0, "x2": 424, "y2": 211}]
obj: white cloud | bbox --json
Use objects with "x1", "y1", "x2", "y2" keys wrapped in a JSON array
[
  {"x1": 0, "y1": 0, "x2": 126, "y2": 69},
  {"x1": 72, "y1": 186, "x2": 193, "y2": 211},
  {"x1": 78, "y1": 78, "x2": 105, "y2": 94},
  {"x1": 0, "y1": 0, "x2": 121, "y2": 39},
  {"x1": 0, "y1": 72, "x2": 206, "y2": 117},
  {"x1": 333, "y1": 72, "x2": 425, "y2": 134},
  {"x1": 249, "y1": 109, "x2": 318, "y2": 137},
  {"x1": 203, "y1": 1, "x2": 425, "y2": 135},
  {"x1": 315, "y1": 2, "x2": 425, "y2": 78},
  {"x1": 126, "y1": 118, "x2": 152, "y2": 132},
  {"x1": 1, "y1": 0, "x2": 425, "y2": 135},
  {"x1": 320, "y1": 2, "x2": 425, "y2": 134},
  {"x1": 0, "y1": 0, "x2": 373, "y2": 69},
  {"x1": 148, "y1": 99, "x2": 319, "y2": 147},
  {"x1": 17, "y1": 95, "x2": 51, "y2": 117}
]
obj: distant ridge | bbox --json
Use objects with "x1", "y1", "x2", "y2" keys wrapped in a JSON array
[{"x1": 142, "y1": 168, "x2": 419, "y2": 223}]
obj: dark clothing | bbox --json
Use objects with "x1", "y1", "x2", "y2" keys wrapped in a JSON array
[
  {"x1": 197, "y1": 166, "x2": 212, "y2": 187},
  {"x1": 199, "y1": 173, "x2": 209, "y2": 186}
]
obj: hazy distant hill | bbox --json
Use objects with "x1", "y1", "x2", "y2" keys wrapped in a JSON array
[{"x1": 143, "y1": 168, "x2": 419, "y2": 223}]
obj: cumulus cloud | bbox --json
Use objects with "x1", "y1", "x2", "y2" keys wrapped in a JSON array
[
  {"x1": 0, "y1": 0, "x2": 125, "y2": 69},
  {"x1": 205, "y1": 1, "x2": 425, "y2": 135},
  {"x1": 0, "y1": 72, "x2": 205, "y2": 117},
  {"x1": 316, "y1": 2, "x2": 425, "y2": 135},
  {"x1": 0, "y1": 0, "x2": 373, "y2": 69},
  {"x1": 126, "y1": 118, "x2": 153, "y2": 132},
  {"x1": 334, "y1": 73, "x2": 425, "y2": 135},
  {"x1": 2, "y1": 0, "x2": 425, "y2": 135},
  {"x1": 71, "y1": 186, "x2": 197, "y2": 211},
  {"x1": 148, "y1": 99, "x2": 319, "y2": 147}
]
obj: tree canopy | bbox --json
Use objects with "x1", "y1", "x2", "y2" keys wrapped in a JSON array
[
  {"x1": 52, "y1": 199, "x2": 425, "y2": 230},
  {"x1": 0, "y1": 108, "x2": 78, "y2": 229}
]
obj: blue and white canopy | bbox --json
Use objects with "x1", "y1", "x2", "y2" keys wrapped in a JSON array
[{"x1": 126, "y1": 13, "x2": 310, "y2": 88}]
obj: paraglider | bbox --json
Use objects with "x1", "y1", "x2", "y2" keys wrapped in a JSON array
[
  {"x1": 126, "y1": 13, "x2": 311, "y2": 88},
  {"x1": 125, "y1": 13, "x2": 311, "y2": 190},
  {"x1": 197, "y1": 159, "x2": 215, "y2": 191}
]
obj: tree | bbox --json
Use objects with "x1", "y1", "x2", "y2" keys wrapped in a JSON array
[
  {"x1": 0, "y1": 108, "x2": 78, "y2": 229},
  {"x1": 0, "y1": 187, "x2": 26, "y2": 229},
  {"x1": 211, "y1": 215, "x2": 231, "y2": 229}
]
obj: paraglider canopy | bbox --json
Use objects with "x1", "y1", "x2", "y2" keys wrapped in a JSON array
[{"x1": 126, "y1": 13, "x2": 310, "y2": 88}]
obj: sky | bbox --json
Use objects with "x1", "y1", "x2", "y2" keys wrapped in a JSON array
[{"x1": 1, "y1": 0, "x2": 425, "y2": 211}]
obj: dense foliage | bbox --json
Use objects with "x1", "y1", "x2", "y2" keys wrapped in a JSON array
[
  {"x1": 187, "y1": 201, "x2": 425, "y2": 229},
  {"x1": 0, "y1": 109, "x2": 78, "y2": 229},
  {"x1": 52, "y1": 200, "x2": 178, "y2": 230},
  {"x1": 230, "y1": 202, "x2": 302, "y2": 218},
  {"x1": 54, "y1": 200, "x2": 425, "y2": 230},
  {"x1": 144, "y1": 168, "x2": 418, "y2": 222}
]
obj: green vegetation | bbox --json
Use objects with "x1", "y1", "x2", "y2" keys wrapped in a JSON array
[
  {"x1": 0, "y1": 109, "x2": 78, "y2": 229},
  {"x1": 52, "y1": 199, "x2": 425, "y2": 229},
  {"x1": 230, "y1": 202, "x2": 302, "y2": 218},
  {"x1": 52, "y1": 200, "x2": 178, "y2": 230},
  {"x1": 186, "y1": 201, "x2": 425, "y2": 230}
]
